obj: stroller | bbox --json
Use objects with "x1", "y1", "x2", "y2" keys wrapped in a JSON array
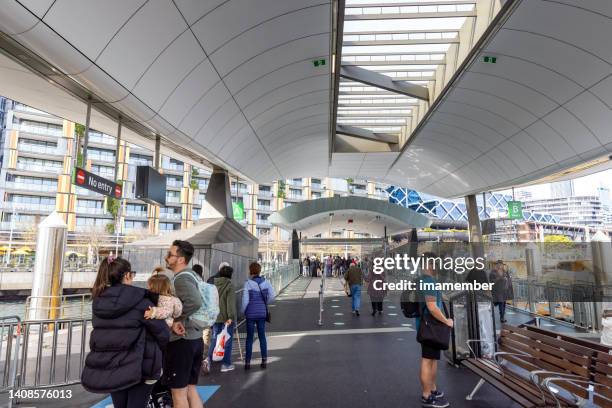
[{"x1": 148, "y1": 381, "x2": 173, "y2": 408}]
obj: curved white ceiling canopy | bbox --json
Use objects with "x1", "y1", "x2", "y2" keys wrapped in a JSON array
[
  {"x1": 0, "y1": 0, "x2": 332, "y2": 181},
  {"x1": 0, "y1": 0, "x2": 610, "y2": 199}
]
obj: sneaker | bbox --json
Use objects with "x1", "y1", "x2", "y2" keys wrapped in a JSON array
[
  {"x1": 431, "y1": 390, "x2": 445, "y2": 399},
  {"x1": 421, "y1": 394, "x2": 449, "y2": 408},
  {"x1": 260, "y1": 359, "x2": 267, "y2": 369},
  {"x1": 244, "y1": 362, "x2": 251, "y2": 370},
  {"x1": 201, "y1": 357, "x2": 210, "y2": 375},
  {"x1": 378, "y1": 310, "x2": 382, "y2": 315},
  {"x1": 355, "y1": 310, "x2": 360, "y2": 316},
  {"x1": 220, "y1": 364, "x2": 235, "y2": 372}
]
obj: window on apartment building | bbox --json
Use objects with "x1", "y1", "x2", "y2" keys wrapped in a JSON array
[
  {"x1": 257, "y1": 213, "x2": 269, "y2": 221},
  {"x1": 6, "y1": 174, "x2": 56, "y2": 187},
  {"x1": 87, "y1": 147, "x2": 115, "y2": 162},
  {"x1": 126, "y1": 204, "x2": 146, "y2": 214},
  {"x1": 129, "y1": 153, "x2": 153, "y2": 166},
  {"x1": 312, "y1": 192, "x2": 321, "y2": 199},
  {"x1": 259, "y1": 185, "x2": 271, "y2": 192},
  {"x1": 16, "y1": 157, "x2": 62, "y2": 171},
  {"x1": 257, "y1": 199, "x2": 270, "y2": 207},
  {"x1": 8, "y1": 194, "x2": 55, "y2": 206},
  {"x1": 166, "y1": 191, "x2": 180, "y2": 202},
  {"x1": 75, "y1": 217, "x2": 107, "y2": 227},
  {"x1": 124, "y1": 220, "x2": 148, "y2": 230},
  {"x1": 77, "y1": 200, "x2": 103, "y2": 209},
  {"x1": 91, "y1": 164, "x2": 114, "y2": 179},
  {"x1": 166, "y1": 175, "x2": 182, "y2": 187},
  {"x1": 160, "y1": 222, "x2": 180, "y2": 231},
  {"x1": 18, "y1": 120, "x2": 62, "y2": 137}
]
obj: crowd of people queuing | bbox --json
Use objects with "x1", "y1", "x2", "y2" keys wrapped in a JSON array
[
  {"x1": 81, "y1": 239, "x2": 275, "y2": 408},
  {"x1": 81, "y1": 240, "x2": 516, "y2": 408}
]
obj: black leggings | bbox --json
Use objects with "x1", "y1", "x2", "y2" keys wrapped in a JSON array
[
  {"x1": 111, "y1": 382, "x2": 154, "y2": 408},
  {"x1": 371, "y1": 301, "x2": 383, "y2": 312}
]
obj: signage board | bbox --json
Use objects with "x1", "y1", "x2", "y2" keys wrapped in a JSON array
[
  {"x1": 73, "y1": 167, "x2": 122, "y2": 198},
  {"x1": 232, "y1": 201, "x2": 245, "y2": 220},
  {"x1": 507, "y1": 200, "x2": 523, "y2": 220}
]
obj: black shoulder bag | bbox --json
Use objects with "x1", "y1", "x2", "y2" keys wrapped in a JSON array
[
  {"x1": 257, "y1": 281, "x2": 271, "y2": 323},
  {"x1": 416, "y1": 302, "x2": 451, "y2": 350}
]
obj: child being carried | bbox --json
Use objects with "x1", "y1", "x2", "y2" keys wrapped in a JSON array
[{"x1": 144, "y1": 274, "x2": 182, "y2": 327}]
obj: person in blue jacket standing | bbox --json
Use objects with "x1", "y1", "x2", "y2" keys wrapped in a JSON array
[{"x1": 241, "y1": 262, "x2": 276, "y2": 370}]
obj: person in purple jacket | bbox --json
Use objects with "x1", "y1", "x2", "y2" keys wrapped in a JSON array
[{"x1": 241, "y1": 262, "x2": 275, "y2": 370}]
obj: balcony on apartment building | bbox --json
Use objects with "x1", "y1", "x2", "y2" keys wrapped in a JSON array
[{"x1": 4, "y1": 182, "x2": 57, "y2": 193}]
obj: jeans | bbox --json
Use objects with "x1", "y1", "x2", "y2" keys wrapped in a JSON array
[
  {"x1": 350, "y1": 284, "x2": 361, "y2": 311},
  {"x1": 208, "y1": 322, "x2": 234, "y2": 365},
  {"x1": 110, "y1": 382, "x2": 154, "y2": 408},
  {"x1": 495, "y1": 301, "x2": 506, "y2": 320},
  {"x1": 245, "y1": 318, "x2": 267, "y2": 363}
]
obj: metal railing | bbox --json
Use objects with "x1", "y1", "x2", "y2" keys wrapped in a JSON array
[
  {"x1": 0, "y1": 316, "x2": 21, "y2": 407},
  {"x1": 24, "y1": 294, "x2": 92, "y2": 321},
  {"x1": 0, "y1": 261, "x2": 301, "y2": 398}
]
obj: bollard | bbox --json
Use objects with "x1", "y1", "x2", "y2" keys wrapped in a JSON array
[{"x1": 28, "y1": 212, "x2": 67, "y2": 321}]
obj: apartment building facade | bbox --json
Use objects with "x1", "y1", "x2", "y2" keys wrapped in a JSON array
[{"x1": 0, "y1": 99, "x2": 388, "y2": 252}]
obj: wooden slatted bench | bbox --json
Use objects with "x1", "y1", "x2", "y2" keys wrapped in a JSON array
[
  {"x1": 462, "y1": 324, "x2": 599, "y2": 407},
  {"x1": 522, "y1": 325, "x2": 611, "y2": 407}
]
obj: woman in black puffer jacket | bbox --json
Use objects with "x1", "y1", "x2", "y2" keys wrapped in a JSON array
[{"x1": 81, "y1": 257, "x2": 170, "y2": 407}]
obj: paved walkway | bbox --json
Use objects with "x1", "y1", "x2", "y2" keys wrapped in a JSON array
[{"x1": 10, "y1": 277, "x2": 522, "y2": 407}]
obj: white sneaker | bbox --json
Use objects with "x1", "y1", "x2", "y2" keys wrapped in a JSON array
[{"x1": 220, "y1": 364, "x2": 235, "y2": 372}]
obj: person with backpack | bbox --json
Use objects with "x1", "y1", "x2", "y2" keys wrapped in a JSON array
[
  {"x1": 417, "y1": 252, "x2": 453, "y2": 408},
  {"x1": 82, "y1": 256, "x2": 169, "y2": 408},
  {"x1": 207, "y1": 264, "x2": 236, "y2": 372},
  {"x1": 241, "y1": 262, "x2": 276, "y2": 370},
  {"x1": 164, "y1": 240, "x2": 209, "y2": 408}
]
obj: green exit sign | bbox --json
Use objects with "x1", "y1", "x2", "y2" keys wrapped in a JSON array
[
  {"x1": 313, "y1": 59, "x2": 326, "y2": 67},
  {"x1": 483, "y1": 56, "x2": 497, "y2": 63}
]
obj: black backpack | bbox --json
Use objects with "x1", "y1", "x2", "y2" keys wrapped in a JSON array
[{"x1": 400, "y1": 281, "x2": 422, "y2": 318}]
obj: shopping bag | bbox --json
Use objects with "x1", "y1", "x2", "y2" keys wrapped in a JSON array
[{"x1": 212, "y1": 324, "x2": 231, "y2": 362}]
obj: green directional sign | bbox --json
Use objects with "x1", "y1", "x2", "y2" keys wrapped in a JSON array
[
  {"x1": 232, "y1": 201, "x2": 245, "y2": 220},
  {"x1": 507, "y1": 200, "x2": 523, "y2": 220},
  {"x1": 483, "y1": 56, "x2": 497, "y2": 63},
  {"x1": 313, "y1": 58, "x2": 326, "y2": 67}
]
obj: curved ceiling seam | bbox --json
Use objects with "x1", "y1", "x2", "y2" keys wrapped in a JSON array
[
  {"x1": 229, "y1": 54, "x2": 329, "y2": 97},
  {"x1": 463, "y1": 70, "x2": 564, "y2": 106},
  {"x1": 431, "y1": 88, "x2": 583, "y2": 159},
  {"x1": 420, "y1": 107, "x2": 603, "y2": 195},
  {"x1": 91, "y1": 0, "x2": 151, "y2": 62},
  {"x1": 190, "y1": 96, "x2": 238, "y2": 142},
  {"x1": 254, "y1": 101, "x2": 329, "y2": 133},
  {"x1": 540, "y1": 0, "x2": 612, "y2": 20},
  {"x1": 171, "y1": 3, "x2": 284, "y2": 181},
  {"x1": 262, "y1": 112, "x2": 329, "y2": 141},
  {"x1": 174, "y1": 80, "x2": 224, "y2": 129},
  {"x1": 248, "y1": 88, "x2": 329, "y2": 122},
  {"x1": 206, "y1": 2, "x2": 330, "y2": 56},
  {"x1": 219, "y1": 31, "x2": 330, "y2": 79},
  {"x1": 441, "y1": 99, "x2": 525, "y2": 132},
  {"x1": 417, "y1": 133, "x2": 485, "y2": 162},
  {"x1": 424, "y1": 127, "x2": 488, "y2": 155},
  {"x1": 452, "y1": 86, "x2": 538, "y2": 120},
  {"x1": 480, "y1": 52, "x2": 587, "y2": 90},
  {"x1": 155, "y1": 59, "x2": 217, "y2": 114},
  {"x1": 501, "y1": 28, "x2": 612, "y2": 66},
  {"x1": 9, "y1": 0, "x2": 55, "y2": 36},
  {"x1": 128, "y1": 29, "x2": 205, "y2": 94},
  {"x1": 239, "y1": 73, "x2": 329, "y2": 110},
  {"x1": 262, "y1": 121, "x2": 329, "y2": 144}
]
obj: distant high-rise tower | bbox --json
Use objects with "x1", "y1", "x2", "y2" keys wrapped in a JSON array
[{"x1": 550, "y1": 180, "x2": 574, "y2": 198}]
